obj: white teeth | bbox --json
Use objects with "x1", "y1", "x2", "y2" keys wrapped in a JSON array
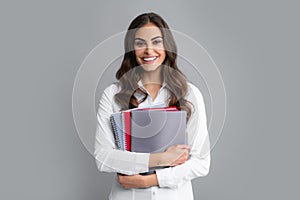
[{"x1": 143, "y1": 57, "x2": 157, "y2": 61}]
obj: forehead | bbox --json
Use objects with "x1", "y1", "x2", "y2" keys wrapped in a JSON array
[{"x1": 135, "y1": 23, "x2": 162, "y2": 39}]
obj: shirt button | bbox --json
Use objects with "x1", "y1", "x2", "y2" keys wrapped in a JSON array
[{"x1": 153, "y1": 191, "x2": 156, "y2": 195}]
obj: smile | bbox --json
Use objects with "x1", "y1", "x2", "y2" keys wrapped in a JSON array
[{"x1": 142, "y1": 56, "x2": 158, "y2": 62}]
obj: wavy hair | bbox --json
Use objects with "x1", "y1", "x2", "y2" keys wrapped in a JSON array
[{"x1": 114, "y1": 12, "x2": 192, "y2": 122}]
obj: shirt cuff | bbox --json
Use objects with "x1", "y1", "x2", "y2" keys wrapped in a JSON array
[
  {"x1": 155, "y1": 167, "x2": 178, "y2": 189},
  {"x1": 134, "y1": 152, "x2": 150, "y2": 172}
]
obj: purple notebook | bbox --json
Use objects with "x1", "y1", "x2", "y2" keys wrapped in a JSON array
[{"x1": 130, "y1": 110, "x2": 187, "y2": 153}]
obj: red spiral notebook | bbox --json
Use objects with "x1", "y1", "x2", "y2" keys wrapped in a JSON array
[{"x1": 122, "y1": 111, "x2": 131, "y2": 151}]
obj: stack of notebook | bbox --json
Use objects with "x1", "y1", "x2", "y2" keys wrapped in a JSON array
[{"x1": 110, "y1": 106, "x2": 187, "y2": 154}]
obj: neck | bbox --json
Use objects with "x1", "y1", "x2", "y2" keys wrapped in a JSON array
[
  {"x1": 140, "y1": 67, "x2": 163, "y2": 101},
  {"x1": 141, "y1": 66, "x2": 163, "y2": 86}
]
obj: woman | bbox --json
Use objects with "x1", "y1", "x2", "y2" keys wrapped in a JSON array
[{"x1": 94, "y1": 12, "x2": 210, "y2": 200}]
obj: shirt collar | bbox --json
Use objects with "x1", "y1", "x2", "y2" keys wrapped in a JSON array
[{"x1": 137, "y1": 79, "x2": 167, "y2": 90}]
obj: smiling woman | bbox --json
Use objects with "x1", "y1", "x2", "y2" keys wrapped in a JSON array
[{"x1": 94, "y1": 12, "x2": 211, "y2": 200}]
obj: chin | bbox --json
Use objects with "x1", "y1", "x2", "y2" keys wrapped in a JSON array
[{"x1": 141, "y1": 64, "x2": 161, "y2": 72}]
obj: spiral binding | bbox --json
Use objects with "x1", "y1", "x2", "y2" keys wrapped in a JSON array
[{"x1": 110, "y1": 115, "x2": 122, "y2": 149}]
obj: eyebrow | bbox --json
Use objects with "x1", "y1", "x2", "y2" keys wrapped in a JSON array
[{"x1": 134, "y1": 36, "x2": 163, "y2": 41}]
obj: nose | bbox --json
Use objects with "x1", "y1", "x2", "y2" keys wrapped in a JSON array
[{"x1": 144, "y1": 45, "x2": 154, "y2": 54}]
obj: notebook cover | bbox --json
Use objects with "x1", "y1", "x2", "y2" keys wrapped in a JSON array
[
  {"x1": 130, "y1": 110, "x2": 187, "y2": 153},
  {"x1": 109, "y1": 106, "x2": 178, "y2": 151}
]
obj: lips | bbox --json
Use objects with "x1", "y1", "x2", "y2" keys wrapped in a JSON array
[{"x1": 142, "y1": 56, "x2": 158, "y2": 63}]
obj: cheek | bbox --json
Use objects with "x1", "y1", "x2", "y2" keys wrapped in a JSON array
[
  {"x1": 159, "y1": 51, "x2": 166, "y2": 60},
  {"x1": 134, "y1": 51, "x2": 143, "y2": 65},
  {"x1": 156, "y1": 47, "x2": 165, "y2": 55},
  {"x1": 134, "y1": 49, "x2": 143, "y2": 58}
]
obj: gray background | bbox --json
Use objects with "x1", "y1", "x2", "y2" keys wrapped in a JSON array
[{"x1": 1, "y1": 0, "x2": 299, "y2": 199}]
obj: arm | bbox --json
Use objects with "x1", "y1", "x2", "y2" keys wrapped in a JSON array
[
  {"x1": 117, "y1": 144, "x2": 189, "y2": 189},
  {"x1": 154, "y1": 84, "x2": 211, "y2": 188},
  {"x1": 117, "y1": 173, "x2": 159, "y2": 189},
  {"x1": 116, "y1": 84, "x2": 209, "y2": 189}
]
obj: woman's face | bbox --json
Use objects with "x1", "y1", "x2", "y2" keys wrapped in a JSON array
[{"x1": 134, "y1": 23, "x2": 166, "y2": 72}]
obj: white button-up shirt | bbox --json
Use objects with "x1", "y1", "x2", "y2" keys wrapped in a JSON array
[{"x1": 94, "y1": 81, "x2": 211, "y2": 200}]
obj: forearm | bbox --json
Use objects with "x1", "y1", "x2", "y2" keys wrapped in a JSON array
[
  {"x1": 145, "y1": 173, "x2": 159, "y2": 187},
  {"x1": 149, "y1": 144, "x2": 189, "y2": 168},
  {"x1": 117, "y1": 173, "x2": 159, "y2": 189},
  {"x1": 148, "y1": 152, "x2": 166, "y2": 168},
  {"x1": 94, "y1": 144, "x2": 150, "y2": 175}
]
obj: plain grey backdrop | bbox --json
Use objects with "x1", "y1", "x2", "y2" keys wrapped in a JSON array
[{"x1": 1, "y1": 0, "x2": 299, "y2": 199}]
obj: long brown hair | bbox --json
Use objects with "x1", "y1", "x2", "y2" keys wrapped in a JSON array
[{"x1": 114, "y1": 12, "x2": 192, "y2": 122}]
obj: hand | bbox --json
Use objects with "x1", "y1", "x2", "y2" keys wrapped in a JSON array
[
  {"x1": 164, "y1": 144, "x2": 190, "y2": 167},
  {"x1": 117, "y1": 173, "x2": 158, "y2": 189}
]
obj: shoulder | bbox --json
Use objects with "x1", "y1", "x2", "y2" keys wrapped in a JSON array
[
  {"x1": 98, "y1": 82, "x2": 121, "y2": 105},
  {"x1": 98, "y1": 82, "x2": 122, "y2": 112},
  {"x1": 186, "y1": 82, "x2": 204, "y2": 100},
  {"x1": 102, "y1": 82, "x2": 121, "y2": 97}
]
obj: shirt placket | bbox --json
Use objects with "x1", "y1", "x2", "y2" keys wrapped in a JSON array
[
  {"x1": 151, "y1": 187, "x2": 157, "y2": 200},
  {"x1": 141, "y1": 86, "x2": 165, "y2": 105}
]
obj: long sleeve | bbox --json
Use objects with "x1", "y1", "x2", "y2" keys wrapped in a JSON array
[
  {"x1": 155, "y1": 83, "x2": 211, "y2": 188},
  {"x1": 94, "y1": 84, "x2": 150, "y2": 175}
]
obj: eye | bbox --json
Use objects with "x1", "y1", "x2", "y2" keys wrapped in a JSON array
[
  {"x1": 152, "y1": 39, "x2": 163, "y2": 45},
  {"x1": 135, "y1": 41, "x2": 145, "y2": 47}
]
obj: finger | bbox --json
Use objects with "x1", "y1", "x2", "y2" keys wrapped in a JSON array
[
  {"x1": 178, "y1": 149, "x2": 189, "y2": 157},
  {"x1": 173, "y1": 155, "x2": 188, "y2": 164},
  {"x1": 175, "y1": 144, "x2": 190, "y2": 149},
  {"x1": 170, "y1": 158, "x2": 184, "y2": 166}
]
